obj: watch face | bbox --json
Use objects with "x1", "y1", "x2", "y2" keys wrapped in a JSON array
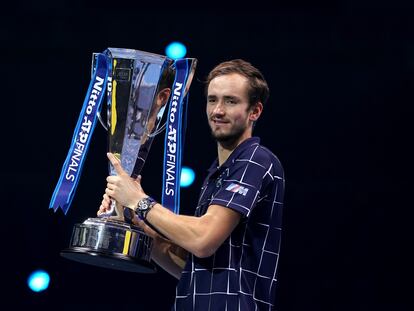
[
  {"x1": 136, "y1": 197, "x2": 155, "y2": 220},
  {"x1": 139, "y1": 199, "x2": 150, "y2": 210}
]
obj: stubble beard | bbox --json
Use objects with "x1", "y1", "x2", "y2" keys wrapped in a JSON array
[{"x1": 210, "y1": 123, "x2": 246, "y2": 149}]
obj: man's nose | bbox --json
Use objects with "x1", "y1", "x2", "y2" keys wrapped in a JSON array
[{"x1": 212, "y1": 101, "x2": 225, "y2": 115}]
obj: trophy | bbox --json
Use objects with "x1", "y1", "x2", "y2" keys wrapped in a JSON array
[{"x1": 51, "y1": 48, "x2": 197, "y2": 273}]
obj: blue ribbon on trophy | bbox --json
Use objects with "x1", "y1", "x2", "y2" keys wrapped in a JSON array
[
  {"x1": 49, "y1": 53, "x2": 110, "y2": 214},
  {"x1": 161, "y1": 59, "x2": 191, "y2": 214}
]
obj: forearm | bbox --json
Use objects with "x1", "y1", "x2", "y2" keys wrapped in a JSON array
[
  {"x1": 105, "y1": 152, "x2": 241, "y2": 260},
  {"x1": 146, "y1": 204, "x2": 226, "y2": 258},
  {"x1": 151, "y1": 235, "x2": 187, "y2": 279}
]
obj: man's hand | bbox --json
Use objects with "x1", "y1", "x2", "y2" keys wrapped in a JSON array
[
  {"x1": 105, "y1": 153, "x2": 147, "y2": 209},
  {"x1": 131, "y1": 217, "x2": 159, "y2": 239}
]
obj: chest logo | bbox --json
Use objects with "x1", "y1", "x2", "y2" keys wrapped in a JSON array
[{"x1": 225, "y1": 183, "x2": 249, "y2": 196}]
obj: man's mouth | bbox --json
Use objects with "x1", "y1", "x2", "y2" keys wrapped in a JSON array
[{"x1": 211, "y1": 118, "x2": 229, "y2": 125}]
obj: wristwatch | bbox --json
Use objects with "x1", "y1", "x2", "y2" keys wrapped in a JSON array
[{"x1": 135, "y1": 196, "x2": 157, "y2": 220}]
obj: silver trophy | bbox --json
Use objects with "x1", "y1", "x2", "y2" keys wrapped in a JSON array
[{"x1": 60, "y1": 48, "x2": 197, "y2": 273}]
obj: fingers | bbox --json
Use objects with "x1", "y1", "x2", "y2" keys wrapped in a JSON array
[
  {"x1": 107, "y1": 153, "x2": 126, "y2": 176},
  {"x1": 102, "y1": 193, "x2": 111, "y2": 204},
  {"x1": 106, "y1": 176, "x2": 117, "y2": 189},
  {"x1": 97, "y1": 205, "x2": 107, "y2": 216},
  {"x1": 105, "y1": 187, "x2": 114, "y2": 197},
  {"x1": 106, "y1": 175, "x2": 117, "y2": 183},
  {"x1": 107, "y1": 174, "x2": 141, "y2": 187},
  {"x1": 97, "y1": 194, "x2": 112, "y2": 216},
  {"x1": 97, "y1": 203, "x2": 108, "y2": 216}
]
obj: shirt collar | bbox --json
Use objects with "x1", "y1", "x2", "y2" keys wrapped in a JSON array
[{"x1": 207, "y1": 137, "x2": 261, "y2": 177}]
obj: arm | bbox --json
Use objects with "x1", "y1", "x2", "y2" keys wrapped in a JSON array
[
  {"x1": 134, "y1": 217, "x2": 188, "y2": 279},
  {"x1": 150, "y1": 234, "x2": 188, "y2": 279},
  {"x1": 146, "y1": 203, "x2": 241, "y2": 258},
  {"x1": 105, "y1": 153, "x2": 242, "y2": 258}
]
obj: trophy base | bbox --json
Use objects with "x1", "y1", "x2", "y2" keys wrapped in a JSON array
[
  {"x1": 61, "y1": 247, "x2": 156, "y2": 273},
  {"x1": 61, "y1": 217, "x2": 156, "y2": 273}
]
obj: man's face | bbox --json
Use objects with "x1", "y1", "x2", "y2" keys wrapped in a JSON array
[{"x1": 206, "y1": 73, "x2": 255, "y2": 145}]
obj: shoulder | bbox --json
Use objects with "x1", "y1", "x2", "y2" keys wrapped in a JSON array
[{"x1": 238, "y1": 142, "x2": 283, "y2": 173}]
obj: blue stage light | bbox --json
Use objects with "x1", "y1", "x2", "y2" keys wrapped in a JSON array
[
  {"x1": 180, "y1": 166, "x2": 195, "y2": 187},
  {"x1": 165, "y1": 42, "x2": 187, "y2": 59},
  {"x1": 27, "y1": 270, "x2": 50, "y2": 292}
]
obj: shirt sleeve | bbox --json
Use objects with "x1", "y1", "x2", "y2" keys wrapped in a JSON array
[{"x1": 209, "y1": 148, "x2": 272, "y2": 217}]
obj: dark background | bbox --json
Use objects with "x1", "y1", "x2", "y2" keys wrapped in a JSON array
[{"x1": 2, "y1": 0, "x2": 413, "y2": 310}]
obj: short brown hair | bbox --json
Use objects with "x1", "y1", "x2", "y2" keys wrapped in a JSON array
[{"x1": 206, "y1": 59, "x2": 269, "y2": 107}]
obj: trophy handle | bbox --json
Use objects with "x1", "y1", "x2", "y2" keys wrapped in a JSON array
[
  {"x1": 112, "y1": 200, "x2": 125, "y2": 221},
  {"x1": 147, "y1": 119, "x2": 166, "y2": 138},
  {"x1": 97, "y1": 111, "x2": 108, "y2": 131}
]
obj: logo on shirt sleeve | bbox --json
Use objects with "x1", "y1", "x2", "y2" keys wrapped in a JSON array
[{"x1": 225, "y1": 183, "x2": 249, "y2": 196}]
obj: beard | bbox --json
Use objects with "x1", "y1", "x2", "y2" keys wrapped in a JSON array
[{"x1": 210, "y1": 122, "x2": 246, "y2": 148}]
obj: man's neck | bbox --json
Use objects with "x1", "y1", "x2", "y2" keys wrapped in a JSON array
[{"x1": 217, "y1": 134, "x2": 252, "y2": 166}]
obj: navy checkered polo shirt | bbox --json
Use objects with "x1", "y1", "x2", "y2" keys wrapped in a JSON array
[{"x1": 173, "y1": 137, "x2": 285, "y2": 310}]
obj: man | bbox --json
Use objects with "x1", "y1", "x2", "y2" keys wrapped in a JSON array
[{"x1": 98, "y1": 59, "x2": 285, "y2": 310}]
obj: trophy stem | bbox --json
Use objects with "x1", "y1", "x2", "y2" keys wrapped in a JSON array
[{"x1": 113, "y1": 200, "x2": 125, "y2": 219}]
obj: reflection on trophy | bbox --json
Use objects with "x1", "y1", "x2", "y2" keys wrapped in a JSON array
[{"x1": 59, "y1": 48, "x2": 197, "y2": 273}]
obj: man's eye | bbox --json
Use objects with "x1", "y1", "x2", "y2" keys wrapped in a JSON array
[{"x1": 226, "y1": 99, "x2": 236, "y2": 104}]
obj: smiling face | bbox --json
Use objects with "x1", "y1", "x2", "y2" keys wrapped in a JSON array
[{"x1": 206, "y1": 73, "x2": 262, "y2": 147}]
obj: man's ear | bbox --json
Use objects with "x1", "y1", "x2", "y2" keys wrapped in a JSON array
[
  {"x1": 158, "y1": 88, "x2": 171, "y2": 106},
  {"x1": 249, "y1": 102, "x2": 263, "y2": 122}
]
